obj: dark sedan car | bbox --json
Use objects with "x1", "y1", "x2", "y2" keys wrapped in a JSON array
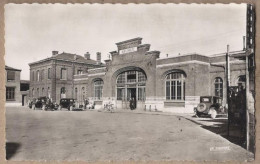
[
  {"x1": 30, "y1": 97, "x2": 58, "y2": 110},
  {"x1": 58, "y1": 98, "x2": 76, "y2": 111},
  {"x1": 194, "y1": 96, "x2": 227, "y2": 119}
]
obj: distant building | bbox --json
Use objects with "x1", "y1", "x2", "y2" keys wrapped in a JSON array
[
  {"x1": 5, "y1": 65, "x2": 30, "y2": 106},
  {"x1": 29, "y1": 37, "x2": 247, "y2": 113},
  {"x1": 28, "y1": 51, "x2": 104, "y2": 104}
]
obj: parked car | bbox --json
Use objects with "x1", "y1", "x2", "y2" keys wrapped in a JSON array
[
  {"x1": 58, "y1": 98, "x2": 76, "y2": 111},
  {"x1": 194, "y1": 96, "x2": 227, "y2": 119},
  {"x1": 30, "y1": 97, "x2": 58, "y2": 111}
]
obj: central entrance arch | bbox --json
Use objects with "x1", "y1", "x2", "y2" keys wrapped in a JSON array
[{"x1": 115, "y1": 67, "x2": 147, "y2": 109}]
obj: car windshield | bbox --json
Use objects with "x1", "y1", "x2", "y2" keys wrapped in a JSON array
[{"x1": 201, "y1": 97, "x2": 211, "y2": 102}]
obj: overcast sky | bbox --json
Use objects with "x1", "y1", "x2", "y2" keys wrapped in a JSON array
[{"x1": 5, "y1": 4, "x2": 247, "y2": 80}]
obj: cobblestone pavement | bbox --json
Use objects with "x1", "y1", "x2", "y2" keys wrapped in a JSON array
[{"x1": 6, "y1": 107, "x2": 254, "y2": 162}]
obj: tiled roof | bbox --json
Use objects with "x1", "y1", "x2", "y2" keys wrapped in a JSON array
[
  {"x1": 5, "y1": 65, "x2": 21, "y2": 71},
  {"x1": 53, "y1": 52, "x2": 98, "y2": 65},
  {"x1": 29, "y1": 52, "x2": 105, "y2": 66}
]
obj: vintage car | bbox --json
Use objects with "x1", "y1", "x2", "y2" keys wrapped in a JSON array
[
  {"x1": 194, "y1": 96, "x2": 227, "y2": 119},
  {"x1": 58, "y1": 98, "x2": 76, "y2": 111},
  {"x1": 30, "y1": 97, "x2": 58, "y2": 110}
]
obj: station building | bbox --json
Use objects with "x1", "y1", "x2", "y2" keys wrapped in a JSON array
[{"x1": 29, "y1": 37, "x2": 246, "y2": 113}]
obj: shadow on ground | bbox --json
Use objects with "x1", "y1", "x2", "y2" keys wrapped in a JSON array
[
  {"x1": 184, "y1": 116, "x2": 246, "y2": 149},
  {"x1": 6, "y1": 142, "x2": 21, "y2": 160}
]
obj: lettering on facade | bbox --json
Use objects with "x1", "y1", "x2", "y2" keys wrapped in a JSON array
[{"x1": 119, "y1": 47, "x2": 137, "y2": 55}]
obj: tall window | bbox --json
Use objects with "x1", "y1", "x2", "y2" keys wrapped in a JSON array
[
  {"x1": 6, "y1": 87, "x2": 15, "y2": 100},
  {"x1": 41, "y1": 70, "x2": 45, "y2": 81},
  {"x1": 47, "y1": 87, "x2": 51, "y2": 98},
  {"x1": 37, "y1": 70, "x2": 40, "y2": 81},
  {"x1": 165, "y1": 72, "x2": 185, "y2": 100},
  {"x1": 32, "y1": 71, "x2": 35, "y2": 81},
  {"x1": 61, "y1": 87, "x2": 66, "y2": 98},
  {"x1": 61, "y1": 68, "x2": 67, "y2": 80},
  {"x1": 75, "y1": 88, "x2": 78, "y2": 99},
  {"x1": 94, "y1": 80, "x2": 103, "y2": 100},
  {"x1": 214, "y1": 77, "x2": 223, "y2": 98},
  {"x1": 36, "y1": 88, "x2": 39, "y2": 97},
  {"x1": 42, "y1": 88, "x2": 45, "y2": 96},
  {"x1": 32, "y1": 88, "x2": 35, "y2": 97},
  {"x1": 7, "y1": 71, "x2": 15, "y2": 81},
  {"x1": 48, "y1": 68, "x2": 51, "y2": 79}
]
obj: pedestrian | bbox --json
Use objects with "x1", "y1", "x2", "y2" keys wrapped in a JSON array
[{"x1": 129, "y1": 98, "x2": 134, "y2": 110}]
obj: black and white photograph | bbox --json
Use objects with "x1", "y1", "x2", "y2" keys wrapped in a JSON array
[{"x1": 4, "y1": 3, "x2": 256, "y2": 162}]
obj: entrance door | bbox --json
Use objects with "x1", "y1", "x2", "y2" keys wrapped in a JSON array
[{"x1": 127, "y1": 88, "x2": 137, "y2": 109}]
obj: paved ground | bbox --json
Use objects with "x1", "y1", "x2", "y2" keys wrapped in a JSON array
[{"x1": 6, "y1": 107, "x2": 254, "y2": 162}]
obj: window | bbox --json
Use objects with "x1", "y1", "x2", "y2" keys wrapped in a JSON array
[
  {"x1": 32, "y1": 71, "x2": 35, "y2": 81},
  {"x1": 48, "y1": 68, "x2": 51, "y2": 79},
  {"x1": 77, "y1": 70, "x2": 83, "y2": 75},
  {"x1": 42, "y1": 88, "x2": 45, "y2": 96},
  {"x1": 60, "y1": 87, "x2": 66, "y2": 98},
  {"x1": 41, "y1": 70, "x2": 45, "y2": 81},
  {"x1": 37, "y1": 70, "x2": 40, "y2": 81},
  {"x1": 165, "y1": 72, "x2": 185, "y2": 101},
  {"x1": 32, "y1": 88, "x2": 35, "y2": 97},
  {"x1": 47, "y1": 87, "x2": 51, "y2": 98},
  {"x1": 116, "y1": 70, "x2": 146, "y2": 101},
  {"x1": 36, "y1": 88, "x2": 39, "y2": 97},
  {"x1": 61, "y1": 68, "x2": 67, "y2": 80},
  {"x1": 6, "y1": 87, "x2": 15, "y2": 100},
  {"x1": 214, "y1": 77, "x2": 223, "y2": 98},
  {"x1": 7, "y1": 71, "x2": 15, "y2": 81},
  {"x1": 94, "y1": 80, "x2": 103, "y2": 100},
  {"x1": 75, "y1": 88, "x2": 78, "y2": 99}
]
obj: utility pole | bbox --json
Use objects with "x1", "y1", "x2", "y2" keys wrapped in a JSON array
[{"x1": 226, "y1": 45, "x2": 230, "y2": 137}]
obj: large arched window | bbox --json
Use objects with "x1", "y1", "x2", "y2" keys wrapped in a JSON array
[
  {"x1": 94, "y1": 80, "x2": 103, "y2": 100},
  {"x1": 116, "y1": 70, "x2": 146, "y2": 101},
  {"x1": 214, "y1": 77, "x2": 223, "y2": 98},
  {"x1": 60, "y1": 87, "x2": 66, "y2": 98},
  {"x1": 165, "y1": 72, "x2": 185, "y2": 100}
]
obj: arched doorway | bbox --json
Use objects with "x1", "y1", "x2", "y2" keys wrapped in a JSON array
[{"x1": 116, "y1": 69, "x2": 146, "y2": 109}]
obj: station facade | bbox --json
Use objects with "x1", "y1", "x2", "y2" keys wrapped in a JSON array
[{"x1": 29, "y1": 37, "x2": 246, "y2": 113}]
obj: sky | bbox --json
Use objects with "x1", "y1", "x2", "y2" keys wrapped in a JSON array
[{"x1": 4, "y1": 4, "x2": 247, "y2": 80}]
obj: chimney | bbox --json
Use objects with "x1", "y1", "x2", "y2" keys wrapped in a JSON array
[
  {"x1": 52, "y1": 51, "x2": 59, "y2": 56},
  {"x1": 96, "y1": 52, "x2": 101, "y2": 64},
  {"x1": 243, "y1": 36, "x2": 246, "y2": 50},
  {"x1": 84, "y1": 52, "x2": 90, "y2": 60}
]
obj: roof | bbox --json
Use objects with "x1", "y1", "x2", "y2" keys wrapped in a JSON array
[
  {"x1": 29, "y1": 52, "x2": 105, "y2": 66},
  {"x1": 5, "y1": 65, "x2": 21, "y2": 71}
]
